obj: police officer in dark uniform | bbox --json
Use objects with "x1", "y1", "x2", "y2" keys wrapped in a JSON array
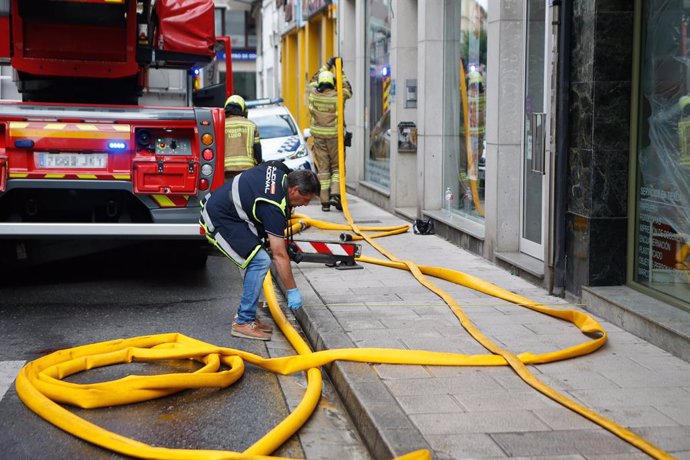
[{"x1": 200, "y1": 161, "x2": 319, "y2": 340}]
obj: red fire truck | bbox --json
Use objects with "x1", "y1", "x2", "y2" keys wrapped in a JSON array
[{"x1": 0, "y1": 0, "x2": 232, "y2": 269}]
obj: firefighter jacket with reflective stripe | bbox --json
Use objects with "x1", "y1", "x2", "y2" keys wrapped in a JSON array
[
  {"x1": 307, "y1": 69, "x2": 352, "y2": 138},
  {"x1": 201, "y1": 161, "x2": 290, "y2": 267},
  {"x1": 224, "y1": 115, "x2": 261, "y2": 172}
]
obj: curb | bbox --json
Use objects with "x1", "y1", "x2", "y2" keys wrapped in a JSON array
[{"x1": 272, "y1": 265, "x2": 433, "y2": 459}]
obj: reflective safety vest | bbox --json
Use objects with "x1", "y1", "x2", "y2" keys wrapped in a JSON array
[
  {"x1": 224, "y1": 115, "x2": 260, "y2": 172},
  {"x1": 307, "y1": 71, "x2": 352, "y2": 138},
  {"x1": 200, "y1": 161, "x2": 290, "y2": 267}
]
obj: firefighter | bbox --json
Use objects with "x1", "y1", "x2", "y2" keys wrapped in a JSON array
[
  {"x1": 199, "y1": 161, "x2": 319, "y2": 341},
  {"x1": 223, "y1": 95, "x2": 262, "y2": 181},
  {"x1": 307, "y1": 57, "x2": 352, "y2": 212}
]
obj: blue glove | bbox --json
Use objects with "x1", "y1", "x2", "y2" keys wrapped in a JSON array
[{"x1": 286, "y1": 288, "x2": 303, "y2": 311}]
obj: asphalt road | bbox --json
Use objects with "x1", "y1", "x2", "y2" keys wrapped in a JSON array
[{"x1": 0, "y1": 246, "x2": 307, "y2": 459}]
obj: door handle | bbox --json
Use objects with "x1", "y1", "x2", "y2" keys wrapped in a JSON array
[{"x1": 531, "y1": 112, "x2": 546, "y2": 174}]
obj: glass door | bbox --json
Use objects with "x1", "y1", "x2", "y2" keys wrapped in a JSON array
[{"x1": 521, "y1": 0, "x2": 552, "y2": 260}]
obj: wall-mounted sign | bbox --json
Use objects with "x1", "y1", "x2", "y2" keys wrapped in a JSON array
[{"x1": 231, "y1": 51, "x2": 257, "y2": 61}]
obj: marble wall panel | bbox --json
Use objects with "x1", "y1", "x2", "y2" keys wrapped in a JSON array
[
  {"x1": 597, "y1": 0, "x2": 634, "y2": 13},
  {"x1": 593, "y1": 11, "x2": 634, "y2": 82},
  {"x1": 570, "y1": 14, "x2": 594, "y2": 83},
  {"x1": 573, "y1": 0, "x2": 595, "y2": 16},
  {"x1": 568, "y1": 147, "x2": 593, "y2": 217},
  {"x1": 588, "y1": 217, "x2": 628, "y2": 286},
  {"x1": 569, "y1": 82, "x2": 594, "y2": 150},
  {"x1": 591, "y1": 149, "x2": 629, "y2": 218},
  {"x1": 592, "y1": 81, "x2": 632, "y2": 151}
]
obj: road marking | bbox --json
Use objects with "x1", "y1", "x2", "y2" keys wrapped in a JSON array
[{"x1": 0, "y1": 361, "x2": 26, "y2": 400}]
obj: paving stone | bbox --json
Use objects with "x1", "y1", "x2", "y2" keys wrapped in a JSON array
[
  {"x1": 634, "y1": 425, "x2": 690, "y2": 452},
  {"x1": 532, "y1": 407, "x2": 601, "y2": 430},
  {"x1": 340, "y1": 319, "x2": 387, "y2": 331},
  {"x1": 396, "y1": 394, "x2": 465, "y2": 414},
  {"x1": 655, "y1": 400, "x2": 690, "y2": 425},
  {"x1": 491, "y1": 429, "x2": 638, "y2": 456},
  {"x1": 424, "y1": 433, "x2": 510, "y2": 459},
  {"x1": 411, "y1": 410, "x2": 550, "y2": 434},
  {"x1": 453, "y1": 389, "x2": 557, "y2": 412},
  {"x1": 373, "y1": 364, "x2": 432, "y2": 379},
  {"x1": 589, "y1": 405, "x2": 678, "y2": 428},
  {"x1": 536, "y1": 369, "x2": 620, "y2": 392},
  {"x1": 384, "y1": 375, "x2": 504, "y2": 397},
  {"x1": 599, "y1": 366, "x2": 690, "y2": 389},
  {"x1": 569, "y1": 387, "x2": 690, "y2": 408}
]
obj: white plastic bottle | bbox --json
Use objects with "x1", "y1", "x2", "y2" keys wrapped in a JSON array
[{"x1": 444, "y1": 186, "x2": 453, "y2": 217}]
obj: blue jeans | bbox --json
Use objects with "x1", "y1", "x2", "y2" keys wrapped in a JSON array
[{"x1": 236, "y1": 249, "x2": 271, "y2": 324}]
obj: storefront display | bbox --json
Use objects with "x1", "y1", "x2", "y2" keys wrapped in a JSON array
[
  {"x1": 442, "y1": 0, "x2": 487, "y2": 222},
  {"x1": 364, "y1": 0, "x2": 391, "y2": 189},
  {"x1": 634, "y1": 0, "x2": 690, "y2": 306}
]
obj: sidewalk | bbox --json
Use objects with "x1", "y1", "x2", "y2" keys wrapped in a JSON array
[{"x1": 285, "y1": 195, "x2": 690, "y2": 459}]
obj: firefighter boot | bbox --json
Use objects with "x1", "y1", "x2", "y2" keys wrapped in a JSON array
[{"x1": 330, "y1": 194, "x2": 343, "y2": 211}]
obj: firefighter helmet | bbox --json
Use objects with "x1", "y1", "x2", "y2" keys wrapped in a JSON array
[
  {"x1": 224, "y1": 95, "x2": 246, "y2": 113},
  {"x1": 317, "y1": 71, "x2": 335, "y2": 87},
  {"x1": 680, "y1": 95, "x2": 690, "y2": 116}
]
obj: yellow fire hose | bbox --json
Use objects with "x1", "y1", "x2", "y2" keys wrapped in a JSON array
[
  {"x1": 458, "y1": 57, "x2": 485, "y2": 217},
  {"x1": 331, "y1": 59, "x2": 671, "y2": 459},
  {"x1": 13, "y1": 60, "x2": 674, "y2": 460}
]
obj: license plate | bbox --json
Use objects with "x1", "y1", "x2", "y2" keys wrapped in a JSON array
[{"x1": 37, "y1": 153, "x2": 108, "y2": 169}]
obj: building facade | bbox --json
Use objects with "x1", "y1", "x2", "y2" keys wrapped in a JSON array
[
  {"x1": 0, "y1": 0, "x2": 685, "y2": 340},
  {"x1": 269, "y1": 0, "x2": 689, "y2": 316}
]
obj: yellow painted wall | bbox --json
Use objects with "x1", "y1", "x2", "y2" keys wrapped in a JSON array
[{"x1": 281, "y1": 5, "x2": 337, "y2": 132}]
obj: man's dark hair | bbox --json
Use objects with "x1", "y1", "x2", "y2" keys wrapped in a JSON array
[{"x1": 287, "y1": 169, "x2": 320, "y2": 195}]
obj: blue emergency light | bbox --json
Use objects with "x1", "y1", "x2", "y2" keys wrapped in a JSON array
[
  {"x1": 14, "y1": 139, "x2": 35, "y2": 148},
  {"x1": 107, "y1": 141, "x2": 127, "y2": 151}
]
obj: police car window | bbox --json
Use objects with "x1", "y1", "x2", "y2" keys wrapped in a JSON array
[{"x1": 252, "y1": 114, "x2": 297, "y2": 138}]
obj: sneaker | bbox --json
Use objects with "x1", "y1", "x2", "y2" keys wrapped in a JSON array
[
  {"x1": 254, "y1": 317, "x2": 274, "y2": 333},
  {"x1": 234, "y1": 310, "x2": 270, "y2": 332},
  {"x1": 330, "y1": 195, "x2": 343, "y2": 211},
  {"x1": 231, "y1": 322, "x2": 271, "y2": 341},
  {"x1": 321, "y1": 203, "x2": 331, "y2": 212}
]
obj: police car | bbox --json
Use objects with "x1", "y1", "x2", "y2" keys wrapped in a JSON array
[{"x1": 246, "y1": 99, "x2": 315, "y2": 171}]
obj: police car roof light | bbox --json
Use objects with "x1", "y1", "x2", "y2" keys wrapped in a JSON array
[{"x1": 245, "y1": 97, "x2": 284, "y2": 109}]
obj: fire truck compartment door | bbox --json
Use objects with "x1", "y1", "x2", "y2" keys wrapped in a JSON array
[
  {"x1": 133, "y1": 161, "x2": 198, "y2": 194},
  {"x1": 155, "y1": 0, "x2": 214, "y2": 57},
  {"x1": 0, "y1": 15, "x2": 9, "y2": 58},
  {"x1": 0, "y1": 157, "x2": 6, "y2": 192}
]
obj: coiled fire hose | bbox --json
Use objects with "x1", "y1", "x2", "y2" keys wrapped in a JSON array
[{"x1": 14, "y1": 60, "x2": 674, "y2": 460}]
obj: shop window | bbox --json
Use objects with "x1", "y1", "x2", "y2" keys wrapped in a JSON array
[
  {"x1": 442, "y1": 0, "x2": 487, "y2": 222},
  {"x1": 226, "y1": 10, "x2": 256, "y2": 50},
  {"x1": 215, "y1": 7, "x2": 225, "y2": 36},
  {"x1": 229, "y1": 71, "x2": 256, "y2": 101},
  {"x1": 364, "y1": 0, "x2": 391, "y2": 189},
  {"x1": 634, "y1": 1, "x2": 690, "y2": 307}
]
